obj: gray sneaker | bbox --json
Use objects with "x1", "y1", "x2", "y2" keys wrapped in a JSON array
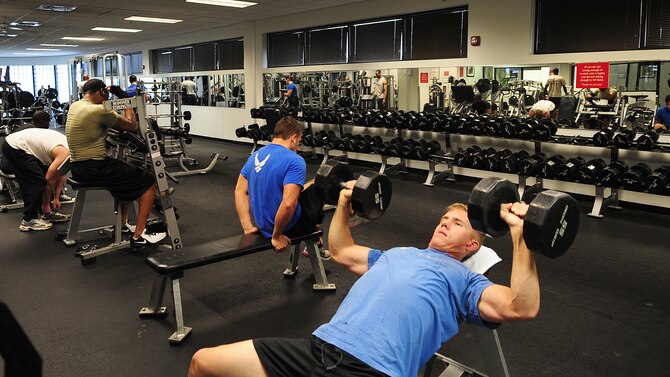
[
  {"x1": 41, "y1": 212, "x2": 71, "y2": 223},
  {"x1": 58, "y1": 193, "x2": 75, "y2": 204},
  {"x1": 19, "y1": 219, "x2": 53, "y2": 232}
]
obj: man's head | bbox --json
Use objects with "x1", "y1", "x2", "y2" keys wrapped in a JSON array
[
  {"x1": 285, "y1": 75, "x2": 293, "y2": 83},
  {"x1": 31, "y1": 110, "x2": 50, "y2": 129},
  {"x1": 273, "y1": 116, "x2": 302, "y2": 151},
  {"x1": 664, "y1": 94, "x2": 670, "y2": 107},
  {"x1": 428, "y1": 203, "x2": 484, "y2": 261},
  {"x1": 129, "y1": 74, "x2": 137, "y2": 84},
  {"x1": 82, "y1": 79, "x2": 109, "y2": 104},
  {"x1": 375, "y1": 70, "x2": 382, "y2": 78},
  {"x1": 552, "y1": 68, "x2": 559, "y2": 75}
]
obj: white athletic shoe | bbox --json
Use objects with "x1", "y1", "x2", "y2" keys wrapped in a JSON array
[{"x1": 19, "y1": 218, "x2": 53, "y2": 232}]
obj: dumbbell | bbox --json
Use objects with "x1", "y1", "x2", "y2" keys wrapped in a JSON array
[
  {"x1": 258, "y1": 125, "x2": 272, "y2": 142},
  {"x1": 596, "y1": 161, "x2": 629, "y2": 188},
  {"x1": 636, "y1": 131, "x2": 660, "y2": 151},
  {"x1": 486, "y1": 149, "x2": 513, "y2": 172},
  {"x1": 463, "y1": 147, "x2": 496, "y2": 170},
  {"x1": 515, "y1": 121, "x2": 533, "y2": 140},
  {"x1": 517, "y1": 153, "x2": 548, "y2": 176},
  {"x1": 414, "y1": 140, "x2": 442, "y2": 160},
  {"x1": 620, "y1": 163, "x2": 652, "y2": 191},
  {"x1": 537, "y1": 154, "x2": 566, "y2": 179},
  {"x1": 246, "y1": 123, "x2": 261, "y2": 139},
  {"x1": 235, "y1": 126, "x2": 249, "y2": 138},
  {"x1": 378, "y1": 138, "x2": 403, "y2": 157},
  {"x1": 315, "y1": 160, "x2": 392, "y2": 220},
  {"x1": 611, "y1": 129, "x2": 636, "y2": 149},
  {"x1": 643, "y1": 166, "x2": 670, "y2": 194},
  {"x1": 575, "y1": 159, "x2": 607, "y2": 184},
  {"x1": 353, "y1": 135, "x2": 383, "y2": 154},
  {"x1": 531, "y1": 120, "x2": 555, "y2": 141},
  {"x1": 454, "y1": 146, "x2": 481, "y2": 166},
  {"x1": 399, "y1": 139, "x2": 421, "y2": 159},
  {"x1": 555, "y1": 157, "x2": 586, "y2": 181},
  {"x1": 592, "y1": 126, "x2": 615, "y2": 147},
  {"x1": 468, "y1": 177, "x2": 579, "y2": 258},
  {"x1": 500, "y1": 150, "x2": 531, "y2": 174},
  {"x1": 333, "y1": 133, "x2": 355, "y2": 151}
]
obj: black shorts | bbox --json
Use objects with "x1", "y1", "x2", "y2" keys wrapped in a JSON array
[
  {"x1": 70, "y1": 157, "x2": 155, "y2": 201},
  {"x1": 284, "y1": 184, "x2": 325, "y2": 239},
  {"x1": 253, "y1": 336, "x2": 388, "y2": 377},
  {"x1": 549, "y1": 96, "x2": 561, "y2": 110}
]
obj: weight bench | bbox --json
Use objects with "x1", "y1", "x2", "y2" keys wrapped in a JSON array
[{"x1": 140, "y1": 229, "x2": 335, "y2": 344}]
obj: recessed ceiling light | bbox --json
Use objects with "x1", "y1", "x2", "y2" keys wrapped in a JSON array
[
  {"x1": 92, "y1": 27, "x2": 142, "y2": 33},
  {"x1": 40, "y1": 43, "x2": 79, "y2": 47},
  {"x1": 62, "y1": 36, "x2": 105, "y2": 41},
  {"x1": 124, "y1": 16, "x2": 183, "y2": 24},
  {"x1": 37, "y1": 4, "x2": 77, "y2": 12},
  {"x1": 0, "y1": 34, "x2": 18, "y2": 38},
  {"x1": 27, "y1": 48, "x2": 62, "y2": 51},
  {"x1": 185, "y1": 0, "x2": 257, "y2": 8}
]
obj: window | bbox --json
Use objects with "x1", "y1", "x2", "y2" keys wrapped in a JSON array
[
  {"x1": 350, "y1": 19, "x2": 403, "y2": 63},
  {"x1": 535, "y1": 0, "x2": 644, "y2": 53},
  {"x1": 645, "y1": 0, "x2": 670, "y2": 48},
  {"x1": 152, "y1": 49, "x2": 173, "y2": 74},
  {"x1": 125, "y1": 52, "x2": 143, "y2": 75},
  {"x1": 172, "y1": 46, "x2": 193, "y2": 72},
  {"x1": 217, "y1": 38, "x2": 244, "y2": 70},
  {"x1": 8, "y1": 66, "x2": 34, "y2": 95},
  {"x1": 55, "y1": 64, "x2": 70, "y2": 103},
  {"x1": 306, "y1": 26, "x2": 348, "y2": 65},
  {"x1": 405, "y1": 8, "x2": 468, "y2": 60},
  {"x1": 34, "y1": 65, "x2": 56, "y2": 96},
  {"x1": 194, "y1": 42, "x2": 216, "y2": 71},
  {"x1": 267, "y1": 31, "x2": 305, "y2": 67}
]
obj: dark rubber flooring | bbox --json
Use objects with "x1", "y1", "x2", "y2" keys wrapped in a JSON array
[{"x1": 1, "y1": 137, "x2": 669, "y2": 377}]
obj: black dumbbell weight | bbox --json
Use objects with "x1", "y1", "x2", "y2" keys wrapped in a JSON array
[
  {"x1": 643, "y1": 166, "x2": 670, "y2": 194},
  {"x1": 636, "y1": 131, "x2": 660, "y2": 151},
  {"x1": 398, "y1": 140, "x2": 420, "y2": 159},
  {"x1": 620, "y1": 163, "x2": 652, "y2": 191},
  {"x1": 575, "y1": 159, "x2": 607, "y2": 184},
  {"x1": 414, "y1": 140, "x2": 442, "y2": 160},
  {"x1": 235, "y1": 126, "x2": 249, "y2": 138},
  {"x1": 500, "y1": 150, "x2": 531, "y2": 174},
  {"x1": 246, "y1": 123, "x2": 260, "y2": 139},
  {"x1": 468, "y1": 177, "x2": 580, "y2": 258},
  {"x1": 612, "y1": 129, "x2": 636, "y2": 149},
  {"x1": 454, "y1": 145, "x2": 481, "y2": 166},
  {"x1": 596, "y1": 161, "x2": 629, "y2": 188},
  {"x1": 537, "y1": 154, "x2": 566, "y2": 179},
  {"x1": 555, "y1": 157, "x2": 586, "y2": 181},
  {"x1": 315, "y1": 160, "x2": 392, "y2": 220},
  {"x1": 592, "y1": 126, "x2": 614, "y2": 147},
  {"x1": 517, "y1": 153, "x2": 548, "y2": 176},
  {"x1": 531, "y1": 121, "x2": 553, "y2": 141},
  {"x1": 464, "y1": 147, "x2": 496, "y2": 170},
  {"x1": 516, "y1": 121, "x2": 533, "y2": 140},
  {"x1": 486, "y1": 149, "x2": 513, "y2": 172}
]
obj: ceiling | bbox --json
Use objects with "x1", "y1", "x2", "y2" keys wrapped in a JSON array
[{"x1": 0, "y1": 0, "x2": 365, "y2": 58}]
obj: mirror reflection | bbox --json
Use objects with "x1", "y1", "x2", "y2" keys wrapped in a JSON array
[
  {"x1": 141, "y1": 74, "x2": 245, "y2": 108},
  {"x1": 261, "y1": 61, "x2": 670, "y2": 129}
]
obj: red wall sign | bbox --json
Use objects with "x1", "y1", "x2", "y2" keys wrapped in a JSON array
[
  {"x1": 575, "y1": 62, "x2": 610, "y2": 89},
  {"x1": 420, "y1": 72, "x2": 429, "y2": 83}
]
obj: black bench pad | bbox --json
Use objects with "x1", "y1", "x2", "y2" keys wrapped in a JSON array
[{"x1": 146, "y1": 230, "x2": 323, "y2": 275}]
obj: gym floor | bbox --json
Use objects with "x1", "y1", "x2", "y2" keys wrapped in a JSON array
[{"x1": 1, "y1": 136, "x2": 668, "y2": 377}]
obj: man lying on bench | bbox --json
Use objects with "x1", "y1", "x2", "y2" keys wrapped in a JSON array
[
  {"x1": 188, "y1": 188, "x2": 541, "y2": 377},
  {"x1": 235, "y1": 115, "x2": 329, "y2": 259}
]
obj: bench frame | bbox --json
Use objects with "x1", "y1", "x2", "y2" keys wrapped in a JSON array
[{"x1": 139, "y1": 231, "x2": 335, "y2": 344}]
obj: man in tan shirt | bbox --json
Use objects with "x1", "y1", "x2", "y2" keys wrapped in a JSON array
[{"x1": 543, "y1": 68, "x2": 568, "y2": 120}]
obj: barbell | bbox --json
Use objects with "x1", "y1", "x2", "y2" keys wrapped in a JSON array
[
  {"x1": 315, "y1": 160, "x2": 392, "y2": 220},
  {"x1": 468, "y1": 177, "x2": 579, "y2": 258}
]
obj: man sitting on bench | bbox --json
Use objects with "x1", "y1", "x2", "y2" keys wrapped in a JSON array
[
  {"x1": 188, "y1": 189, "x2": 541, "y2": 377},
  {"x1": 235, "y1": 116, "x2": 328, "y2": 258},
  {"x1": 65, "y1": 79, "x2": 166, "y2": 246}
]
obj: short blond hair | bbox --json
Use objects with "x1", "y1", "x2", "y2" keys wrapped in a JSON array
[{"x1": 446, "y1": 203, "x2": 485, "y2": 244}]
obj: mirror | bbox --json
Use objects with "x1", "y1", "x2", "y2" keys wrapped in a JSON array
[{"x1": 141, "y1": 74, "x2": 245, "y2": 108}]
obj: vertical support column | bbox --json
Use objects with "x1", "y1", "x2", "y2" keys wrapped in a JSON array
[
  {"x1": 139, "y1": 275, "x2": 169, "y2": 317},
  {"x1": 304, "y1": 241, "x2": 336, "y2": 291},
  {"x1": 168, "y1": 275, "x2": 192, "y2": 344}
]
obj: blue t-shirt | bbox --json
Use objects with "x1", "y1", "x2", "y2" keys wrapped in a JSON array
[
  {"x1": 313, "y1": 247, "x2": 494, "y2": 377},
  {"x1": 655, "y1": 106, "x2": 670, "y2": 128},
  {"x1": 287, "y1": 82, "x2": 298, "y2": 97},
  {"x1": 240, "y1": 143, "x2": 305, "y2": 238},
  {"x1": 126, "y1": 83, "x2": 139, "y2": 97}
]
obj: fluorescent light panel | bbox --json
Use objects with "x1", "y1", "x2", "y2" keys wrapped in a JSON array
[
  {"x1": 185, "y1": 0, "x2": 257, "y2": 8},
  {"x1": 40, "y1": 43, "x2": 79, "y2": 47},
  {"x1": 27, "y1": 48, "x2": 62, "y2": 51},
  {"x1": 62, "y1": 36, "x2": 105, "y2": 41},
  {"x1": 13, "y1": 52, "x2": 39, "y2": 55},
  {"x1": 124, "y1": 16, "x2": 183, "y2": 24},
  {"x1": 92, "y1": 27, "x2": 142, "y2": 33}
]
